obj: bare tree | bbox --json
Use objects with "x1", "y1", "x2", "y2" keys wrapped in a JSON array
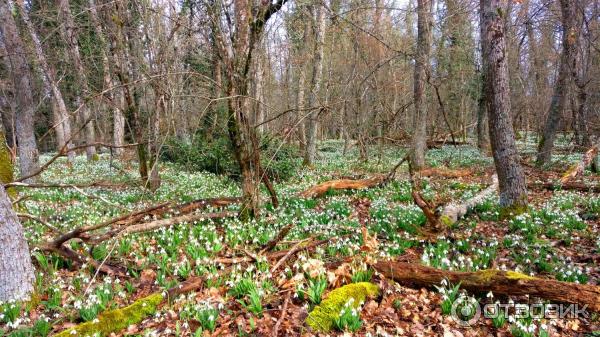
[
  {"x1": 16, "y1": 0, "x2": 75, "y2": 162},
  {"x1": 0, "y1": 0, "x2": 40, "y2": 181},
  {"x1": 481, "y1": 0, "x2": 528, "y2": 213},
  {"x1": 536, "y1": 0, "x2": 582, "y2": 165},
  {"x1": 57, "y1": 0, "x2": 97, "y2": 160},
  {"x1": 209, "y1": 0, "x2": 286, "y2": 219},
  {"x1": 304, "y1": 1, "x2": 327, "y2": 166},
  {"x1": 411, "y1": 0, "x2": 432, "y2": 169}
]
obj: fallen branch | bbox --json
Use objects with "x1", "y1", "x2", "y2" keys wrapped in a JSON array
[
  {"x1": 119, "y1": 211, "x2": 236, "y2": 237},
  {"x1": 529, "y1": 182, "x2": 600, "y2": 193},
  {"x1": 273, "y1": 291, "x2": 291, "y2": 337},
  {"x1": 260, "y1": 224, "x2": 294, "y2": 253},
  {"x1": 419, "y1": 167, "x2": 474, "y2": 178},
  {"x1": 560, "y1": 145, "x2": 599, "y2": 184},
  {"x1": 17, "y1": 213, "x2": 63, "y2": 234},
  {"x1": 373, "y1": 260, "x2": 600, "y2": 312},
  {"x1": 439, "y1": 175, "x2": 498, "y2": 225},
  {"x1": 39, "y1": 197, "x2": 241, "y2": 275},
  {"x1": 299, "y1": 175, "x2": 387, "y2": 198}
]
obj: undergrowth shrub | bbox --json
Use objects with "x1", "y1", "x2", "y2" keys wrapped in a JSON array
[{"x1": 161, "y1": 130, "x2": 301, "y2": 181}]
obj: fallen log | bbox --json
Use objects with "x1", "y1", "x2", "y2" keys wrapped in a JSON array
[
  {"x1": 299, "y1": 175, "x2": 387, "y2": 198},
  {"x1": 560, "y1": 145, "x2": 599, "y2": 184},
  {"x1": 56, "y1": 272, "x2": 209, "y2": 336},
  {"x1": 439, "y1": 175, "x2": 498, "y2": 225},
  {"x1": 529, "y1": 182, "x2": 600, "y2": 193},
  {"x1": 419, "y1": 167, "x2": 474, "y2": 178},
  {"x1": 373, "y1": 260, "x2": 600, "y2": 312}
]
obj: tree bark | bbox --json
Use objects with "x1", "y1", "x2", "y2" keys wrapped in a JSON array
[
  {"x1": 481, "y1": 0, "x2": 528, "y2": 213},
  {"x1": 0, "y1": 183, "x2": 35, "y2": 301},
  {"x1": 17, "y1": 0, "x2": 75, "y2": 162},
  {"x1": 210, "y1": 0, "x2": 286, "y2": 219},
  {"x1": 410, "y1": 0, "x2": 432, "y2": 169},
  {"x1": 373, "y1": 260, "x2": 600, "y2": 312},
  {"x1": 536, "y1": 0, "x2": 582, "y2": 166},
  {"x1": 304, "y1": 3, "x2": 327, "y2": 166},
  {"x1": 88, "y1": 0, "x2": 124, "y2": 156},
  {"x1": 0, "y1": 1, "x2": 40, "y2": 182},
  {"x1": 58, "y1": 0, "x2": 97, "y2": 160}
]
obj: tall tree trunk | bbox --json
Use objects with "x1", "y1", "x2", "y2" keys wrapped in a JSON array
[
  {"x1": 88, "y1": 0, "x2": 125, "y2": 154},
  {"x1": 304, "y1": 2, "x2": 327, "y2": 166},
  {"x1": 0, "y1": 1, "x2": 40, "y2": 182},
  {"x1": 536, "y1": 0, "x2": 581, "y2": 166},
  {"x1": 411, "y1": 0, "x2": 432, "y2": 169},
  {"x1": 0, "y1": 184, "x2": 34, "y2": 302},
  {"x1": 58, "y1": 0, "x2": 97, "y2": 160},
  {"x1": 476, "y1": 0, "x2": 490, "y2": 152},
  {"x1": 481, "y1": 0, "x2": 528, "y2": 214},
  {"x1": 17, "y1": 0, "x2": 75, "y2": 162}
]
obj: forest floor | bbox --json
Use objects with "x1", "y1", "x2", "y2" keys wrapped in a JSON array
[{"x1": 1, "y1": 137, "x2": 599, "y2": 337}]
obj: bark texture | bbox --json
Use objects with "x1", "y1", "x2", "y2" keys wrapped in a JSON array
[
  {"x1": 0, "y1": 184, "x2": 35, "y2": 301},
  {"x1": 17, "y1": 0, "x2": 75, "y2": 162},
  {"x1": 58, "y1": 0, "x2": 97, "y2": 160},
  {"x1": 0, "y1": 1, "x2": 40, "y2": 181},
  {"x1": 410, "y1": 0, "x2": 432, "y2": 169},
  {"x1": 481, "y1": 0, "x2": 528, "y2": 213},
  {"x1": 536, "y1": 0, "x2": 582, "y2": 166},
  {"x1": 374, "y1": 260, "x2": 600, "y2": 312},
  {"x1": 304, "y1": 3, "x2": 327, "y2": 166}
]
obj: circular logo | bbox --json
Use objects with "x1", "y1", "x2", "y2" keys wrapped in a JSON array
[{"x1": 450, "y1": 297, "x2": 481, "y2": 327}]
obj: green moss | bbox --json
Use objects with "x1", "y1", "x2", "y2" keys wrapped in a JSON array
[
  {"x1": 0, "y1": 131, "x2": 16, "y2": 198},
  {"x1": 54, "y1": 293, "x2": 163, "y2": 337},
  {"x1": 475, "y1": 269, "x2": 499, "y2": 283},
  {"x1": 505, "y1": 271, "x2": 535, "y2": 281},
  {"x1": 91, "y1": 153, "x2": 100, "y2": 162},
  {"x1": 439, "y1": 215, "x2": 454, "y2": 226},
  {"x1": 499, "y1": 203, "x2": 528, "y2": 219},
  {"x1": 305, "y1": 282, "x2": 379, "y2": 332}
]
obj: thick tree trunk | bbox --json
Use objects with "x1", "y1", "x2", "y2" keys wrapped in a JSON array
[
  {"x1": 0, "y1": 184, "x2": 35, "y2": 301},
  {"x1": 373, "y1": 260, "x2": 600, "y2": 312},
  {"x1": 410, "y1": 0, "x2": 432, "y2": 169},
  {"x1": 304, "y1": 3, "x2": 327, "y2": 166},
  {"x1": 58, "y1": 0, "x2": 97, "y2": 160},
  {"x1": 0, "y1": 1, "x2": 40, "y2": 182},
  {"x1": 481, "y1": 0, "x2": 528, "y2": 213},
  {"x1": 536, "y1": 0, "x2": 581, "y2": 166},
  {"x1": 17, "y1": 0, "x2": 75, "y2": 162}
]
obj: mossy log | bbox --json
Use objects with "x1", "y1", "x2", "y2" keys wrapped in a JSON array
[
  {"x1": 299, "y1": 175, "x2": 387, "y2": 198},
  {"x1": 374, "y1": 260, "x2": 600, "y2": 312},
  {"x1": 54, "y1": 293, "x2": 164, "y2": 337},
  {"x1": 306, "y1": 282, "x2": 379, "y2": 332}
]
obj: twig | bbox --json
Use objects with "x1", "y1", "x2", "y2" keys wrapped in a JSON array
[
  {"x1": 17, "y1": 213, "x2": 63, "y2": 234},
  {"x1": 273, "y1": 291, "x2": 291, "y2": 337}
]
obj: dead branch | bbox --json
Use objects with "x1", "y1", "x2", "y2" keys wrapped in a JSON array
[
  {"x1": 260, "y1": 224, "x2": 294, "y2": 253},
  {"x1": 299, "y1": 175, "x2": 387, "y2": 198},
  {"x1": 560, "y1": 145, "x2": 599, "y2": 184},
  {"x1": 17, "y1": 213, "x2": 63, "y2": 234},
  {"x1": 440, "y1": 175, "x2": 498, "y2": 224},
  {"x1": 529, "y1": 182, "x2": 600, "y2": 193},
  {"x1": 119, "y1": 211, "x2": 236, "y2": 237},
  {"x1": 419, "y1": 167, "x2": 474, "y2": 178},
  {"x1": 273, "y1": 291, "x2": 291, "y2": 337},
  {"x1": 373, "y1": 260, "x2": 600, "y2": 312}
]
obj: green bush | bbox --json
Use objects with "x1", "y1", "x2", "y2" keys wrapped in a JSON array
[{"x1": 161, "y1": 131, "x2": 301, "y2": 181}]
